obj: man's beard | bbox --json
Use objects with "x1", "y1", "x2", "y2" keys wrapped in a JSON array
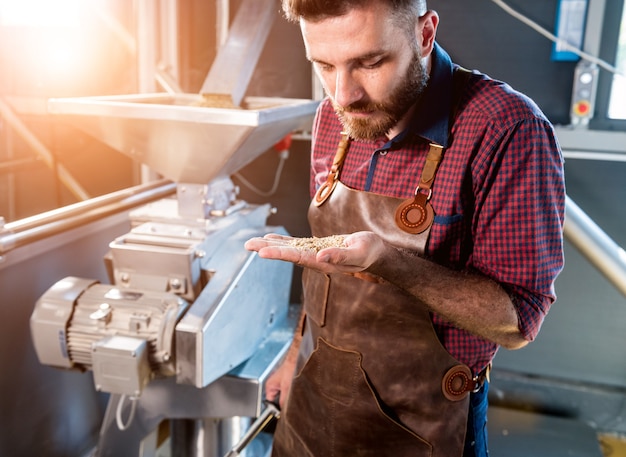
[{"x1": 332, "y1": 50, "x2": 429, "y2": 141}]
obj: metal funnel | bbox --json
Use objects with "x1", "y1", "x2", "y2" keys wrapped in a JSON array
[{"x1": 47, "y1": 93, "x2": 318, "y2": 184}]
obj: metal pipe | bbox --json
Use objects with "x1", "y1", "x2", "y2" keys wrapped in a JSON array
[
  {"x1": 0, "y1": 180, "x2": 176, "y2": 255},
  {"x1": 564, "y1": 195, "x2": 626, "y2": 298},
  {"x1": 4, "y1": 179, "x2": 173, "y2": 233},
  {"x1": 224, "y1": 403, "x2": 280, "y2": 457}
]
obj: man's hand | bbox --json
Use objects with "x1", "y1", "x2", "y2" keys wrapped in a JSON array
[
  {"x1": 244, "y1": 232, "x2": 385, "y2": 275},
  {"x1": 265, "y1": 356, "x2": 296, "y2": 410}
]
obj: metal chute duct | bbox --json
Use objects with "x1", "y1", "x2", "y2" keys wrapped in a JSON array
[
  {"x1": 200, "y1": 0, "x2": 277, "y2": 107},
  {"x1": 175, "y1": 226, "x2": 292, "y2": 388},
  {"x1": 47, "y1": 94, "x2": 319, "y2": 184}
]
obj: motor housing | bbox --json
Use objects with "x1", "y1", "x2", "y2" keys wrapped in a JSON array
[{"x1": 31, "y1": 276, "x2": 188, "y2": 396}]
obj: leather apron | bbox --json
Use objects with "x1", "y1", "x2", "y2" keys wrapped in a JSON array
[{"x1": 271, "y1": 138, "x2": 474, "y2": 457}]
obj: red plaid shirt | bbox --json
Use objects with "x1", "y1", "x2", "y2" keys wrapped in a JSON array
[{"x1": 309, "y1": 43, "x2": 566, "y2": 374}]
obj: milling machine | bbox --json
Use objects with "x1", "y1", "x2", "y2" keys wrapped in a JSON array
[{"x1": 28, "y1": 1, "x2": 319, "y2": 455}]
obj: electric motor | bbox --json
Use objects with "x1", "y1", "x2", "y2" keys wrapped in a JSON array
[{"x1": 30, "y1": 276, "x2": 188, "y2": 396}]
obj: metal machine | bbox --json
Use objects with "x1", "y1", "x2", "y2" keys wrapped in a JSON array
[{"x1": 28, "y1": 1, "x2": 318, "y2": 455}]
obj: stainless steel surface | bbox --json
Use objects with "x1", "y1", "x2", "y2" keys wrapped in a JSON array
[
  {"x1": 172, "y1": 417, "x2": 254, "y2": 457},
  {"x1": 47, "y1": 93, "x2": 318, "y2": 184},
  {"x1": 565, "y1": 195, "x2": 626, "y2": 298},
  {"x1": 200, "y1": 0, "x2": 276, "y2": 107}
]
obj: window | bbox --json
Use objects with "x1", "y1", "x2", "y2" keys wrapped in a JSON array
[
  {"x1": 607, "y1": 5, "x2": 626, "y2": 119},
  {"x1": 592, "y1": 0, "x2": 626, "y2": 129}
]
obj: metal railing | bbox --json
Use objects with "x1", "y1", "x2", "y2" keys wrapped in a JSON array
[{"x1": 564, "y1": 196, "x2": 626, "y2": 298}]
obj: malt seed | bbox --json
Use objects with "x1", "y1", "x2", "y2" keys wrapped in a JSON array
[{"x1": 287, "y1": 235, "x2": 346, "y2": 252}]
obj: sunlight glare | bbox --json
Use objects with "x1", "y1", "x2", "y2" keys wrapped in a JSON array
[{"x1": 0, "y1": 0, "x2": 82, "y2": 27}]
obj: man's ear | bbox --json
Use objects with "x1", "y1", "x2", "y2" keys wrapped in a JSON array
[{"x1": 416, "y1": 10, "x2": 439, "y2": 56}]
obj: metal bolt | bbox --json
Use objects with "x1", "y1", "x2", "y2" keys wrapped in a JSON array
[{"x1": 89, "y1": 303, "x2": 112, "y2": 321}]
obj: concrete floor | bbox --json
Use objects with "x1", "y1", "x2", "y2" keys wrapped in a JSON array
[
  {"x1": 488, "y1": 406, "x2": 605, "y2": 457},
  {"x1": 154, "y1": 406, "x2": 613, "y2": 457}
]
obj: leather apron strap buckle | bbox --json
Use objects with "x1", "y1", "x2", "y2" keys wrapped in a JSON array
[
  {"x1": 441, "y1": 363, "x2": 490, "y2": 401},
  {"x1": 394, "y1": 143, "x2": 443, "y2": 234}
]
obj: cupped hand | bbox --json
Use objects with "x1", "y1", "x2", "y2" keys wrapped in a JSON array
[{"x1": 244, "y1": 231, "x2": 385, "y2": 275}]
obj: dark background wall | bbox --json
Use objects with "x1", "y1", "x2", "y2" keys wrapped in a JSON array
[{"x1": 433, "y1": 0, "x2": 576, "y2": 125}]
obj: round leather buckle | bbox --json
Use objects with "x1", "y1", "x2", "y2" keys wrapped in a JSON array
[
  {"x1": 394, "y1": 193, "x2": 434, "y2": 234},
  {"x1": 314, "y1": 180, "x2": 337, "y2": 207},
  {"x1": 442, "y1": 365, "x2": 473, "y2": 401}
]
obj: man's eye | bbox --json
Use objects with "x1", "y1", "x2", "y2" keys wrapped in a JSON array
[
  {"x1": 362, "y1": 59, "x2": 383, "y2": 69},
  {"x1": 315, "y1": 63, "x2": 334, "y2": 72}
]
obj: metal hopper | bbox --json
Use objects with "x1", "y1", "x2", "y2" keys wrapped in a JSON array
[{"x1": 47, "y1": 93, "x2": 318, "y2": 184}]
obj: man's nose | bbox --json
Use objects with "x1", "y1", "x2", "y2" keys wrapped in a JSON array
[{"x1": 333, "y1": 70, "x2": 363, "y2": 107}]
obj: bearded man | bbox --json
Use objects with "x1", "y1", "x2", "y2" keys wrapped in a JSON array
[{"x1": 246, "y1": 1, "x2": 566, "y2": 455}]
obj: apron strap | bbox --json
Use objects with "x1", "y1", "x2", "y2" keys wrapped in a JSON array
[{"x1": 314, "y1": 133, "x2": 350, "y2": 206}]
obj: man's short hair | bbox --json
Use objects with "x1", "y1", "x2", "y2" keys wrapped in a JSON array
[{"x1": 281, "y1": 0, "x2": 428, "y2": 26}]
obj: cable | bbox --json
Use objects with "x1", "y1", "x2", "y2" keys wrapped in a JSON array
[
  {"x1": 115, "y1": 394, "x2": 138, "y2": 431},
  {"x1": 234, "y1": 150, "x2": 289, "y2": 197},
  {"x1": 489, "y1": 0, "x2": 626, "y2": 77}
]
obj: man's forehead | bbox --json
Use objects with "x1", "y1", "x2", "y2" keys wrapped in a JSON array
[{"x1": 300, "y1": 8, "x2": 399, "y2": 61}]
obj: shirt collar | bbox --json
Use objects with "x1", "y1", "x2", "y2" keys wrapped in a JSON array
[{"x1": 390, "y1": 41, "x2": 455, "y2": 149}]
